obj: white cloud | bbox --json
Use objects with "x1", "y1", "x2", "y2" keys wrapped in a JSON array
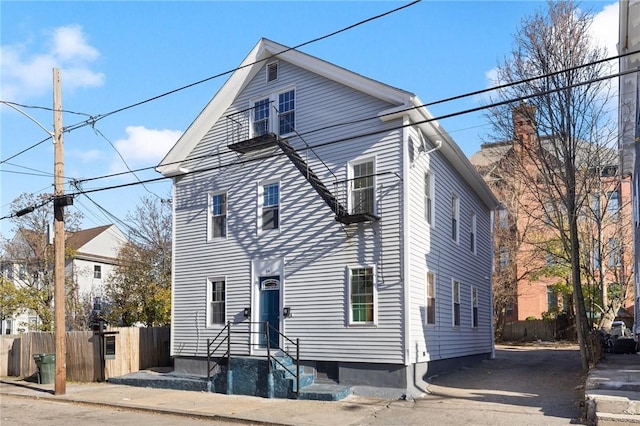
[
  {"x1": 109, "y1": 126, "x2": 182, "y2": 174},
  {"x1": 69, "y1": 149, "x2": 105, "y2": 163},
  {"x1": 590, "y1": 2, "x2": 619, "y2": 58},
  {"x1": 0, "y1": 24, "x2": 105, "y2": 101}
]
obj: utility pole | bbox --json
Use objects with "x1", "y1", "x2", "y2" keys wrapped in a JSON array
[{"x1": 53, "y1": 68, "x2": 66, "y2": 395}]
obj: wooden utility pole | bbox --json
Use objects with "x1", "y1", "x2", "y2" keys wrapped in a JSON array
[{"x1": 53, "y1": 68, "x2": 66, "y2": 395}]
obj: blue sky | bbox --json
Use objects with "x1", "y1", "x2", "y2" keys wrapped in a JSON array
[{"x1": 0, "y1": 1, "x2": 618, "y2": 237}]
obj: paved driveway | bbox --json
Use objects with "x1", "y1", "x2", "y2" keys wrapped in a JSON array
[{"x1": 363, "y1": 344, "x2": 584, "y2": 425}]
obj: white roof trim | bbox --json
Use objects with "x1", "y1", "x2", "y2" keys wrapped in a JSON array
[{"x1": 157, "y1": 38, "x2": 412, "y2": 176}]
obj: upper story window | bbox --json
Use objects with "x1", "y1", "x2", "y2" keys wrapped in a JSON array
[
  {"x1": 499, "y1": 246, "x2": 509, "y2": 269},
  {"x1": 471, "y1": 287, "x2": 478, "y2": 328},
  {"x1": 452, "y1": 279, "x2": 461, "y2": 327},
  {"x1": 208, "y1": 277, "x2": 226, "y2": 325},
  {"x1": 278, "y1": 90, "x2": 295, "y2": 135},
  {"x1": 210, "y1": 192, "x2": 227, "y2": 239},
  {"x1": 470, "y1": 213, "x2": 477, "y2": 254},
  {"x1": 93, "y1": 265, "x2": 102, "y2": 279},
  {"x1": 498, "y1": 208, "x2": 509, "y2": 228},
  {"x1": 426, "y1": 271, "x2": 436, "y2": 325},
  {"x1": 607, "y1": 190, "x2": 620, "y2": 219},
  {"x1": 348, "y1": 266, "x2": 376, "y2": 325},
  {"x1": 350, "y1": 158, "x2": 375, "y2": 215},
  {"x1": 451, "y1": 194, "x2": 459, "y2": 243},
  {"x1": 424, "y1": 172, "x2": 433, "y2": 225},
  {"x1": 251, "y1": 89, "x2": 296, "y2": 138},
  {"x1": 259, "y1": 181, "x2": 280, "y2": 232}
]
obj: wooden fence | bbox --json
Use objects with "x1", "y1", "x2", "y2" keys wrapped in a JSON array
[
  {"x1": 0, "y1": 327, "x2": 170, "y2": 382},
  {"x1": 500, "y1": 318, "x2": 576, "y2": 342}
]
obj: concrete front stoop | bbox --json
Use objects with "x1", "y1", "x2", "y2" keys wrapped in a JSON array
[
  {"x1": 585, "y1": 353, "x2": 640, "y2": 426},
  {"x1": 108, "y1": 355, "x2": 352, "y2": 402}
]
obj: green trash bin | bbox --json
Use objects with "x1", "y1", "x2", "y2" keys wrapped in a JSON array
[{"x1": 33, "y1": 353, "x2": 55, "y2": 384}]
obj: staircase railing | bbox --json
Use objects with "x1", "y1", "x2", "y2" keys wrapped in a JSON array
[
  {"x1": 264, "y1": 321, "x2": 301, "y2": 398},
  {"x1": 205, "y1": 321, "x2": 301, "y2": 398}
]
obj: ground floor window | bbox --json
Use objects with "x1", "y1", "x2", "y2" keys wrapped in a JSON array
[
  {"x1": 348, "y1": 266, "x2": 376, "y2": 325},
  {"x1": 208, "y1": 278, "x2": 226, "y2": 325}
]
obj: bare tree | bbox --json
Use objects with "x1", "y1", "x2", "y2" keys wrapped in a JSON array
[
  {"x1": 485, "y1": 1, "x2": 615, "y2": 370},
  {"x1": 0, "y1": 193, "x2": 83, "y2": 330},
  {"x1": 104, "y1": 196, "x2": 172, "y2": 327}
]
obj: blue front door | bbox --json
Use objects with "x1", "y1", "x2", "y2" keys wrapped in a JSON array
[{"x1": 259, "y1": 275, "x2": 280, "y2": 349}]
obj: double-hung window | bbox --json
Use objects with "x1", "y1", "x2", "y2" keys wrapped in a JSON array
[
  {"x1": 260, "y1": 181, "x2": 280, "y2": 232},
  {"x1": 253, "y1": 98, "x2": 270, "y2": 137},
  {"x1": 208, "y1": 278, "x2": 226, "y2": 325},
  {"x1": 350, "y1": 158, "x2": 375, "y2": 215},
  {"x1": 210, "y1": 192, "x2": 227, "y2": 239},
  {"x1": 451, "y1": 195, "x2": 459, "y2": 243},
  {"x1": 94, "y1": 265, "x2": 102, "y2": 279},
  {"x1": 349, "y1": 266, "x2": 376, "y2": 325},
  {"x1": 471, "y1": 287, "x2": 478, "y2": 328},
  {"x1": 426, "y1": 272, "x2": 436, "y2": 325},
  {"x1": 607, "y1": 190, "x2": 620, "y2": 219},
  {"x1": 424, "y1": 172, "x2": 433, "y2": 225},
  {"x1": 278, "y1": 90, "x2": 295, "y2": 135},
  {"x1": 452, "y1": 280, "x2": 460, "y2": 326}
]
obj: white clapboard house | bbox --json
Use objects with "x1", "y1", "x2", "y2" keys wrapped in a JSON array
[{"x1": 157, "y1": 38, "x2": 499, "y2": 398}]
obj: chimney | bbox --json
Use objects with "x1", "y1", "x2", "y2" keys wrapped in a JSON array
[{"x1": 512, "y1": 102, "x2": 537, "y2": 150}]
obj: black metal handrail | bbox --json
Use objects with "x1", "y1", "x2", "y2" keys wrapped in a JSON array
[
  {"x1": 205, "y1": 321, "x2": 301, "y2": 398},
  {"x1": 264, "y1": 321, "x2": 301, "y2": 398}
]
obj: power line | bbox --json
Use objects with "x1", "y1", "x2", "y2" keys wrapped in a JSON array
[
  {"x1": 63, "y1": 65, "x2": 637, "y2": 202},
  {"x1": 62, "y1": 1, "x2": 421, "y2": 134},
  {"x1": 71, "y1": 61, "x2": 630, "y2": 188},
  {"x1": 0, "y1": 136, "x2": 51, "y2": 164}
]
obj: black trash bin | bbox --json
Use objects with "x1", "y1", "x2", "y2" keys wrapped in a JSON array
[{"x1": 33, "y1": 353, "x2": 55, "y2": 384}]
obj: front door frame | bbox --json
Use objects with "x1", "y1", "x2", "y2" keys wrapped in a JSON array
[{"x1": 251, "y1": 257, "x2": 285, "y2": 354}]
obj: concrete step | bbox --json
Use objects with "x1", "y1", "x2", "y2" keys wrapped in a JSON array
[
  {"x1": 107, "y1": 371, "x2": 209, "y2": 392},
  {"x1": 597, "y1": 412, "x2": 640, "y2": 425},
  {"x1": 589, "y1": 392, "x2": 640, "y2": 415},
  {"x1": 298, "y1": 383, "x2": 352, "y2": 401}
]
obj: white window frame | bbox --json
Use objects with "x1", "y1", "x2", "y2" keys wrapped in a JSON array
[
  {"x1": 424, "y1": 172, "x2": 434, "y2": 226},
  {"x1": 250, "y1": 85, "x2": 296, "y2": 138},
  {"x1": 93, "y1": 265, "x2": 102, "y2": 279},
  {"x1": 451, "y1": 194, "x2": 460, "y2": 243},
  {"x1": 452, "y1": 279, "x2": 461, "y2": 327},
  {"x1": 471, "y1": 287, "x2": 478, "y2": 328},
  {"x1": 347, "y1": 265, "x2": 378, "y2": 326},
  {"x1": 207, "y1": 277, "x2": 226, "y2": 326},
  {"x1": 208, "y1": 191, "x2": 228, "y2": 240},
  {"x1": 257, "y1": 179, "x2": 281, "y2": 234},
  {"x1": 348, "y1": 156, "x2": 377, "y2": 216},
  {"x1": 470, "y1": 212, "x2": 477, "y2": 254},
  {"x1": 426, "y1": 271, "x2": 436, "y2": 325}
]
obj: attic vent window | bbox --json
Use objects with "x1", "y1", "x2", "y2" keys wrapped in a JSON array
[{"x1": 267, "y1": 62, "x2": 278, "y2": 82}]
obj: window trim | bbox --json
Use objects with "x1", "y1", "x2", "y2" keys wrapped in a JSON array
[
  {"x1": 451, "y1": 194, "x2": 460, "y2": 243},
  {"x1": 266, "y1": 61, "x2": 279, "y2": 83},
  {"x1": 347, "y1": 265, "x2": 378, "y2": 326},
  {"x1": 452, "y1": 279, "x2": 461, "y2": 327},
  {"x1": 426, "y1": 271, "x2": 436, "y2": 325},
  {"x1": 347, "y1": 156, "x2": 377, "y2": 216},
  {"x1": 207, "y1": 276, "x2": 227, "y2": 327},
  {"x1": 208, "y1": 190, "x2": 228, "y2": 241},
  {"x1": 257, "y1": 179, "x2": 281, "y2": 234}
]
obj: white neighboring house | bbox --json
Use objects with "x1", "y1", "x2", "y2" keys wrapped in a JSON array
[
  {"x1": 0, "y1": 224, "x2": 126, "y2": 334},
  {"x1": 157, "y1": 38, "x2": 499, "y2": 395}
]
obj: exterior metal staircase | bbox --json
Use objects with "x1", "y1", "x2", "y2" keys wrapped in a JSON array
[{"x1": 228, "y1": 132, "x2": 378, "y2": 225}]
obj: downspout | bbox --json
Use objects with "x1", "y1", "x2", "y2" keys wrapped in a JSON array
[
  {"x1": 169, "y1": 182, "x2": 177, "y2": 358},
  {"x1": 489, "y1": 209, "x2": 496, "y2": 359},
  {"x1": 402, "y1": 116, "x2": 411, "y2": 368}
]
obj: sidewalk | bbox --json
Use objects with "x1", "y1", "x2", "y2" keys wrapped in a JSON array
[{"x1": 0, "y1": 377, "x2": 392, "y2": 426}]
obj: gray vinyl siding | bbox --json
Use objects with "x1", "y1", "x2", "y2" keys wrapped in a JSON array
[
  {"x1": 171, "y1": 59, "x2": 405, "y2": 363},
  {"x1": 405, "y1": 127, "x2": 493, "y2": 363}
]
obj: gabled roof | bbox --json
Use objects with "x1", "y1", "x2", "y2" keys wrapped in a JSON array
[
  {"x1": 66, "y1": 224, "x2": 113, "y2": 251},
  {"x1": 157, "y1": 38, "x2": 499, "y2": 210}
]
